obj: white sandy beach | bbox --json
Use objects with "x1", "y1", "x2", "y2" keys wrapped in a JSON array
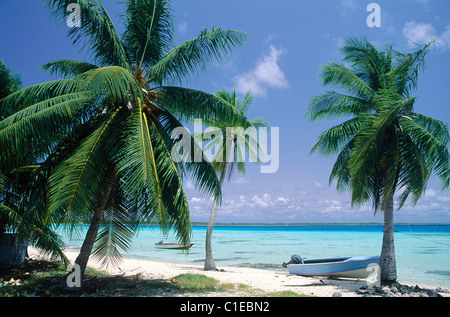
[{"x1": 28, "y1": 247, "x2": 384, "y2": 297}]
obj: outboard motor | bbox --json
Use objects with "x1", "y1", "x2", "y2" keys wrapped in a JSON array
[{"x1": 282, "y1": 254, "x2": 304, "y2": 267}]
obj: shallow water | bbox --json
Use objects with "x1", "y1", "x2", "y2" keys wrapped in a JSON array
[{"x1": 60, "y1": 224, "x2": 450, "y2": 288}]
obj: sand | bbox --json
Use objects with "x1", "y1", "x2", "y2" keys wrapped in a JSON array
[{"x1": 28, "y1": 247, "x2": 374, "y2": 297}]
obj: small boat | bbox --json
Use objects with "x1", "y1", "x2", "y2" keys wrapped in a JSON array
[
  {"x1": 155, "y1": 241, "x2": 194, "y2": 250},
  {"x1": 283, "y1": 255, "x2": 380, "y2": 279}
]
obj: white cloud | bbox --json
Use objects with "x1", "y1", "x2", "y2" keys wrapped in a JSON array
[
  {"x1": 235, "y1": 177, "x2": 249, "y2": 184},
  {"x1": 340, "y1": 0, "x2": 356, "y2": 16},
  {"x1": 251, "y1": 194, "x2": 270, "y2": 208},
  {"x1": 184, "y1": 179, "x2": 194, "y2": 190},
  {"x1": 178, "y1": 22, "x2": 187, "y2": 34},
  {"x1": 190, "y1": 197, "x2": 203, "y2": 203},
  {"x1": 425, "y1": 188, "x2": 437, "y2": 198},
  {"x1": 437, "y1": 195, "x2": 450, "y2": 202},
  {"x1": 277, "y1": 197, "x2": 290, "y2": 204},
  {"x1": 233, "y1": 45, "x2": 289, "y2": 97},
  {"x1": 403, "y1": 21, "x2": 437, "y2": 45},
  {"x1": 403, "y1": 21, "x2": 450, "y2": 49}
]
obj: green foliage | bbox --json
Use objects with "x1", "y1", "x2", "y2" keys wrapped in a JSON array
[
  {"x1": 0, "y1": 60, "x2": 22, "y2": 101},
  {"x1": 196, "y1": 89, "x2": 268, "y2": 179},
  {"x1": 1, "y1": 0, "x2": 249, "y2": 268},
  {"x1": 307, "y1": 36, "x2": 450, "y2": 213}
]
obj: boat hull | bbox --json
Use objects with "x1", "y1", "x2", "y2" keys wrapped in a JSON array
[
  {"x1": 155, "y1": 243, "x2": 194, "y2": 250},
  {"x1": 286, "y1": 256, "x2": 380, "y2": 279}
]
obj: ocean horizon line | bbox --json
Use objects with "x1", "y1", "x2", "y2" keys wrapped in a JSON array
[
  {"x1": 54, "y1": 222, "x2": 450, "y2": 228},
  {"x1": 190, "y1": 222, "x2": 450, "y2": 226}
]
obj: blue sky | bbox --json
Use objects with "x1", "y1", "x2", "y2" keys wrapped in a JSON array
[{"x1": 1, "y1": 0, "x2": 450, "y2": 223}]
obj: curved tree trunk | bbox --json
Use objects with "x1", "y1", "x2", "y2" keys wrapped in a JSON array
[
  {"x1": 204, "y1": 163, "x2": 228, "y2": 271},
  {"x1": 380, "y1": 190, "x2": 397, "y2": 284},
  {"x1": 74, "y1": 169, "x2": 115, "y2": 278}
]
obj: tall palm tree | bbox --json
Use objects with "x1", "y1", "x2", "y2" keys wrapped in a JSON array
[
  {"x1": 0, "y1": 0, "x2": 249, "y2": 276},
  {"x1": 197, "y1": 89, "x2": 267, "y2": 271},
  {"x1": 307, "y1": 37, "x2": 450, "y2": 284}
]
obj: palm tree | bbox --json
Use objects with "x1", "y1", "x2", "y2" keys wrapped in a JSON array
[
  {"x1": 197, "y1": 89, "x2": 267, "y2": 271},
  {"x1": 0, "y1": 61, "x2": 68, "y2": 264},
  {"x1": 0, "y1": 0, "x2": 249, "y2": 277},
  {"x1": 307, "y1": 37, "x2": 450, "y2": 284},
  {"x1": 0, "y1": 61, "x2": 22, "y2": 100},
  {"x1": 0, "y1": 60, "x2": 22, "y2": 235}
]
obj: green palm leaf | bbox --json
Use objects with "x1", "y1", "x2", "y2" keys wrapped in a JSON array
[
  {"x1": 307, "y1": 91, "x2": 371, "y2": 121},
  {"x1": 92, "y1": 188, "x2": 135, "y2": 270},
  {"x1": 0, "y1": 78, "x2": 82, "y2": 117},
  {"x1": 158, "y1": 86, "x2": 247, "y2": 125},
  {"x1": 122, "y1": 0, "x2": 174, "y2": 69},
  {"x1": 159, "y1": 110, "x2": 222, "y2": 203},
  {"x1": 0, "y1": 92, "x2": 94, "y2": 157},
  {"x1": 149, "y1": 27, "x2": 249, "y2": 84},
  {"x1": 319, "y1": 63, "x2": 375, "y2": 100},
  {"x1": 46, "y1": 108, "x2": 121, "y2": 227},
  {"x1": 40, "y1": 0, "x2": 130, "y2": 68},
  {"x1": 114, "y1": 98, "x2": 167, "y2": 228},
  {"x1": 41, "y1": 59, "x2": 99, "y2": 78}
]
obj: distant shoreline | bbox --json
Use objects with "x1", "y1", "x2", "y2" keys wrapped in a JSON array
[
  {"x1": 52, "y1": 222, "x2": 450, "y2": 229},
  {"x1": 191, "y1": 222, "x2": 450, "y2": 227}
]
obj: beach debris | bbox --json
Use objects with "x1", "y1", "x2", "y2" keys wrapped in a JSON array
[
  {"x1": 358, "y1": 283, "x2": 447, "y2": 297},
  {"x1": 1, "y1": 278, "x2": 22, "y2": 286}
]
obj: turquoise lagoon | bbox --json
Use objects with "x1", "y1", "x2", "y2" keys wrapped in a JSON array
[{"x1": 61, "y1": 224, "x2": 450, "y2": 288}]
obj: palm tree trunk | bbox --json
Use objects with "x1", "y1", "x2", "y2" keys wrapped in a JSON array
[
  {"x1": 204, "y1": 163, "x2": 228, "y2": 271},
  {"x1": 74, "y1": 168, "x2": 115, "y2": 277},
  {"x1": 380, "y1": 190, "x2": 397, "y2": 284}
]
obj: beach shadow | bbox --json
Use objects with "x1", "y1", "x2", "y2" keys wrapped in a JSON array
[
  {"x1": 321, "y1": 277, "x2": 369, "y2": 293},
  {"x1": 280, "y1": 273, "x2": 371, "y2": 296}
]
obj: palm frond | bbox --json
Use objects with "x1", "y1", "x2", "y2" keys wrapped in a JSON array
[
  {"x1": 122, "y1": 0, "x2": 174, "y2": 69},
  {"x1": 149, "y1": 28, "x2": 249, "y2": 84},
  {"x1": 307, "y1": 91, "x2": 372, "y2": 121},
  {"x1": 158, "y1": 86, "x2": 247, "y2": 125},
  {"x1": 240, "y1": 90, "x2": 255, "y2": 113},
  {"x1": 91, "y1": 185, "x2": 135, "y2": 270},
  {"x1": 0, "y1": 78, "x2": 83, "y2": 117},
  {"x1": 0, "y1": 91, "x2": 95, "y2": 165},
  {"x1": 396, "y1": 131, "x2": 429, "y2": 208},
  {"x1": 400, "y1": 116, "x2": 450, "y2": 188},
  {"x1": 0, "y1": 173, "x2": 7, "y2": 191},
  {"x1": 391, "y1": 41, "x2": 433, "y2": 97},
  {"x1": 0, "y1": 60, "x2": 22, "y2": 100},
  {"x1": 320, "y1": 63, "x2": 375, "y2": 100},
  {"x1": 329, "y1": 142, "x2": 352, "y2": 192},
  {"x1": 46, "y1": 108, "x2": 121, "y2": 227},
  {"x1": 311, "y1": 117, "x2": 364, "y2": 157},
  {"x1": 148, "y1": 118, "x2": 192, "y2": 245},
  {"x1": 159, "y1": 110, "x2": 222, "y2": 204},
  {"x1": 75, "y1": 66, "x2": 143, "y2": 105},
  {"x1": 41, "y1": 59, "x2": 99, "y2": 78},
  {"x1": 40, "y1": 0, "x2": 130, "y2": 68},
  {"x1": 27, "y1": 226, "x2": 70, "y2": 266},
  {"x1": 341, "y1": 36, "x2": 393, "y2": 90},
  {"x1": 114, "y1": 98, "x2": 168, "y2": 230}
]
